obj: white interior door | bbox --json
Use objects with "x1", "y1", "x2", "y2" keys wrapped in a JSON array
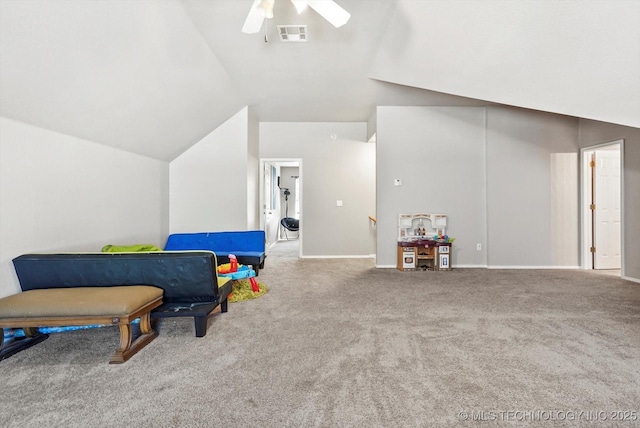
[{"x1": 594, "y1": 148, "x2": 621, "y2": 269}]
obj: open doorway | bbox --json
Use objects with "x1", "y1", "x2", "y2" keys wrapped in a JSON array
[
  {"x1": 278, "y1": 165, "x2": 300, "y2": 241},
  {"x1": 581, "y1": 140, "x2": 623, "y2": 274},
  {"x1": 259, "y1": 158, "x2": 302, "y2": 258}
]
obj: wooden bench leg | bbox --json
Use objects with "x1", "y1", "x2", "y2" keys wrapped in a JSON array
[
  {"x1": 110, "y1": 312, "x2": 158, "y2": 364},
  {"x1": 112, "y1": 323, "x2": 133, "y2": 363},
  {"x1": 139, "y1": 311, "x2": 154, "y2": 335},
  {"x1": 23, "y1": 327, "x2": 40, "y2": 337}
]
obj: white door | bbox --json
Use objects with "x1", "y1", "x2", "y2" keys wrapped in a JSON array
[{"x1": 594, "y1": 149, "x2": 621, "y2": 269}]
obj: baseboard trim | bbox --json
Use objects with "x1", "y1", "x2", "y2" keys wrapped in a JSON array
[
  {"x1": 621, "y1": 275, "x2": 640, "y2": 284},
  {"x1": 487, "y1": 265, "x2": 581, "y2": 269},
  {"x1": 453, "y1": 264, "x2": 488, "y2": 269},
  {"x1": 374, "y1": 264, "x2": 583, "y2": 270},
  {"x1": 301, "y1": 255, "x2": 374, "y2": 259}
]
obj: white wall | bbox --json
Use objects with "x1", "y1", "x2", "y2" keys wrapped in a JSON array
[
  {"x1": 578, "y1": 119, "x2": 640, "y2": 282},
  {"x1": 170, "y1": 107, "x2": 257, "y2": 234},
  {"x1": 260, "y1": 123, "x2": 375, "y2": 257},
  {"x1": 261, "y1": 162, "x2": 282, "y2": 247},
  {"x1": 376, "y1": 107, "x2": 487, "y2": 267},
  {"x1": 0, "y1": 117, "x2": 169, "y2": 298},
  {"x1": 486, "y1": 107, "x2": 579, "y2": 267}
]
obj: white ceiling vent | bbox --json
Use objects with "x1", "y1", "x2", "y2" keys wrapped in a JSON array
[{"x1": 277, "y1": 25, "x2": 308, "y2": 42}]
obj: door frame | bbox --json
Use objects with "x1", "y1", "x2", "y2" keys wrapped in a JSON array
[
  {"x1": 579, "y1": 139, "x2": 624, "y2": 273},
  {"x1": 259, "y1": 158, "x2": 303, "y2": 258}
]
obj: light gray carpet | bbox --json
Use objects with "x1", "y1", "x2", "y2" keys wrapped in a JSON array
[{"x1": 1, "y1": 240, "x2": 639, "y2": 427}]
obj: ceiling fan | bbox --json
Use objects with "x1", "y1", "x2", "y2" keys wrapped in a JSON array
[{"x1": 242, "y1": 0, "x2": 351, "y2": 34}]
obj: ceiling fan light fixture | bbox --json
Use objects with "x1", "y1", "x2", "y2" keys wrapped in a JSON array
[
  {"x1": 258, "y1": 0, "x2": 275, "y2": 19},
  {"x1": 243, "y1": 0, "x2": 350, "y2": 35}
]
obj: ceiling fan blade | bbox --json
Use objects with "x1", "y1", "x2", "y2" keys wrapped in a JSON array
[
  {"x1": 290, "y1": 0, "x2": 309, "y2": 14},
  {"x1": 242, "y1": 0, "x2": 267, "y2": 34},
  {"x1": 307, "y1": 0, "x2": 350, "y2": 28}
]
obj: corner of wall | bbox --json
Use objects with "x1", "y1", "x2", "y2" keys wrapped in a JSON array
[{"x1": 367, "y1": 111, "x2": 377, "y2": 142}]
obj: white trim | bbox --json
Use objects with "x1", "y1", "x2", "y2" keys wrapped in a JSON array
[
  {"x1": 301, "y1": 255, "x2": 374, "y2": 259},
  {"x1": 453, "y1": 264, "x2": 488, "y2": 268},
  {"x1": 487, "y1": 265, "x2": 581, "y2": 270},
  {"x1": 621, "y1": 275, "x2": 640, "y2": 284},
  {"x1": 260, "y1": 157, "x2": 303, "y2": 259},
  {"x1": 579, "y1": 140, "x2": 624, "y2": 274},
  {"x1": 580, "y1": 147, "x2": 590, "y2": 269},
  {"x1": 482, "y1": 107, "x2": 488, "y2": 267},
  {"x1": 621, "y1": 141, "x2": 626, "y2": 277},
  {"x1": 376, "y1": 264, "x2": 397, "y2": 269},
  {"x1": 266, "y1": 240, "x2": 278, "y2": 251}
]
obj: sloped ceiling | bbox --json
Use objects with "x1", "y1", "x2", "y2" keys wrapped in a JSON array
[
  {"x1": 370, "y1": 0, "x2": 640, "y2": 128},
  {"x1": 0, "y1": 0, "x2": 244, "y2": 160},
  {"x1": 180, "y1": 0, "x2": 398, "y2": 122},
  {"x1": 1, "y1": 0, "x2": 638, "y2": 162}
]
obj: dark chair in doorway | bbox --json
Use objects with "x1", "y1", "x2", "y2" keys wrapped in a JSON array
[
  {"x1": 279, "y1": 187, "x2": 299, "y2": 240},
  {"x1": 280, "y1": 217, "x2": 299, "y2": 240}
]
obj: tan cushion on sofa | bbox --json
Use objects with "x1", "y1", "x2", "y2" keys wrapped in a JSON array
[{"x1": 0, "y1": 286, "x2": 163, "y2": 318}]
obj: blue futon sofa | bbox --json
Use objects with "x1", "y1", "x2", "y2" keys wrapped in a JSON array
[{"x1": 164, "y1": 230, "x2": 266, "y2": 275}]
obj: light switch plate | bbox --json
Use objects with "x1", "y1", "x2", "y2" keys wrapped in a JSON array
[
  {"x1": 394, "y1": 179, "x2": 403, "y2": 186},
  {"x1": 336, "y1": 200, "x2": 343, "y2": 207}
]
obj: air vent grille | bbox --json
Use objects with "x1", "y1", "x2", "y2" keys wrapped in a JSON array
[{"x1": 277, "y1": 25, "x2": 308, "y2": 42}]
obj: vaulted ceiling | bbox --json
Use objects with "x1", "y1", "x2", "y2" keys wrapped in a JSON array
[{"x1": 1, "y1": 0, "x2": 638, "y2": 161}]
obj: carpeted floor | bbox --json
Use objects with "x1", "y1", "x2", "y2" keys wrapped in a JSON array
[{"x1": 1, "y1": 240, "x2": 639, "y2": 427}]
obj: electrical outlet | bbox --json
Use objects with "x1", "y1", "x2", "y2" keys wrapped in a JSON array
[{"x1": 477, "y1": 243, "x2": 482, "y2": 251}]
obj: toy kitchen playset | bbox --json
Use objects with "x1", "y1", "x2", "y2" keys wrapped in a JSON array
[{"x1": 397, "y1": 213, "x2": 453, "y2": 271}]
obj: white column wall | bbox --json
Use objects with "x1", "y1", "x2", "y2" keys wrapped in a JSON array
[
  {"x1": 247, "y1": 107, "x2": 260, "y2": 230},
  {"x1": 170, "y1": 107, "x2": 251, "y2": 234}
]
